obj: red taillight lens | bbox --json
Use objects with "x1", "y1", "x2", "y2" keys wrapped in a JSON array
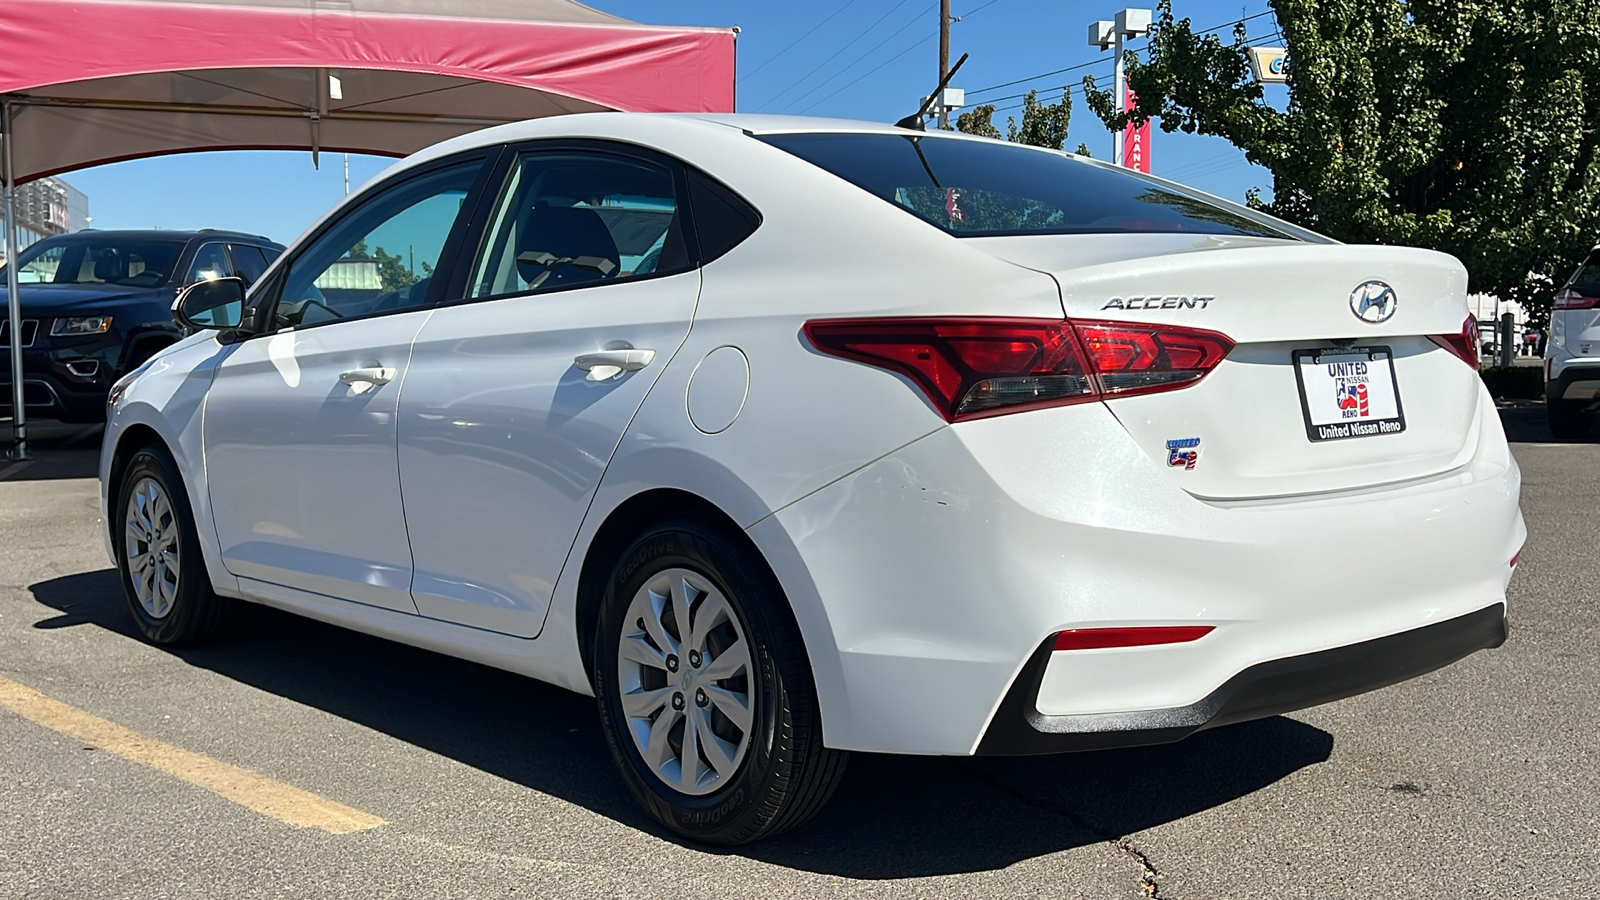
[
  {"x1": 1052, "y1": 625, "x2": 1215, "y2": 651},
  {"x1": 804, "y1": 317, "x2": 1233, "y2": 421},
  {"x1": 803, "y1": 318, "x2": 1098, "y2": 421},
  {"x1": 1554, "y1": 290, "x2": 1600, "y2": 309},
  {"x1": 1428, "y1": 315, "x2": 1479, "y2": 368},
  {"x1": 1076, "y1": 320, "x2": 1235, "y2": 397}
]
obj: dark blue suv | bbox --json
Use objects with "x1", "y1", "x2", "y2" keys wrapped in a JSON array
[{"x1": 1, "y1": 229, "x2": 283, "y2": 422}]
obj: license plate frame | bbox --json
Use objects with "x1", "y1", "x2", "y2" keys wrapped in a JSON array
[{"x1": 1292, "y1": 345, "x2": 1406, "y2": 442}]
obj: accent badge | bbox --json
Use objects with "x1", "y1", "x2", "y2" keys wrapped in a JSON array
[{"x1": 1166, "y1": 437, "x2": 1201, "y2": 470}]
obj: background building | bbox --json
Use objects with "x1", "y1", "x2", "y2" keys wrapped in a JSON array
[{"x1": 0, "y1": 177, "x2": 90, "y2": 265}]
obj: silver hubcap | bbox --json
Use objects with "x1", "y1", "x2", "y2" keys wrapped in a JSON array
[
  {"x1": 124, "y1": 477, "x2": 180, "y2": 619},
  {"x1": 617, "y1": 567, "x2": 754, "y2": 796}
]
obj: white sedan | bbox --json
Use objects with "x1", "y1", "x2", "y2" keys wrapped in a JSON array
[{"x1": 100, "y1": 113, "x2": 1525, "y2": 844}]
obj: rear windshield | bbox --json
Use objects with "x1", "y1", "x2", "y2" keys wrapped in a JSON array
[
  {"x1": 758, "y1": 132, "x2": 1294, "y2": 240},
  {"x1": 1568, "y1": 255, "x2": 1600, "y2": 296}
]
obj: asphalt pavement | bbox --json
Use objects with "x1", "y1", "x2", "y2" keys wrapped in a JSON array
[{"x1": 0, "y1": 411, "x2": 1594, "y2": 899}]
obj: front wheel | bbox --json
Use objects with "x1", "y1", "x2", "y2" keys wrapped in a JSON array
[
  {"x1": 592, "y1": 520, "x2": 847, "y2": 845},
  {"x1": 1547, "y1": 398, "x2": 1594, "y2": 440},
  {"x1": 115, "y1": 445, "x2": 237, "y2": 645}
]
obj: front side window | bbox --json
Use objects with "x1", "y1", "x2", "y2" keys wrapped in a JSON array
[
  {"x1": 467, "y1": 150, "x2": 689, "y2": 300},
  {"x1": 274, "y1": 161, "x2": 479, "y2": 328},
  {"x1": 187, "y1": 243, "x2": 230, "y2": 284},
  {"x1": 758, "y1": 132, "x2": 1296, "y2": 239},
  {"x1": 8, "y1": 237, "x2": 186, "y2": 287}
]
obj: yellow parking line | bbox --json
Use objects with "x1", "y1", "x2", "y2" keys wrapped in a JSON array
[{"x1": 0, "y1": 674, "x2": 385, "y2": 834}]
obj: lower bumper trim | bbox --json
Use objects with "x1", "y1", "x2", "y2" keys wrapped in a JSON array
[{"x1": 975, "y1": 602, "x2": 1508, "y2": 756}]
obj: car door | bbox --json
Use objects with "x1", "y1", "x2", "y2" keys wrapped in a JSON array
[
  {"x1": 397, "y1": 143, "x2": 702, "y2": 636},
  {"x1": 204, "y1": 154, "x2": 494, "y2": 612}
]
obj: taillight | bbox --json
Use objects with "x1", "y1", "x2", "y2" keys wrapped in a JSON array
[
  {"x1": 803, "y1": 317, "x2": 1233, "y2": 421},
  {"x1": 1554, "y1": 290, "x2": 1600, "y2": 309},
  {"x1": 1428, "y1": 315, "x2": 1479, "y2": 368},
  {"x1": 1076, "y1": 321, "x2": 1235, "y2": 398}
]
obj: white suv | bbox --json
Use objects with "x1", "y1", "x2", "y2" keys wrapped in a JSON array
[{"x1": 1546, "y1": 245, "x2": 1600, "y2": 438}]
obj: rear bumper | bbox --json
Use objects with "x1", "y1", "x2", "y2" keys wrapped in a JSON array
[
  {"x1": 976, "y1": 602, "x2": 1507, "y2": 755},
  {"x1": 758, "y1": 386, "x2": 1523, "y2": 756},
  {"x1": 1547, "y1": 363, "x2": 1600, "y2": 402}
]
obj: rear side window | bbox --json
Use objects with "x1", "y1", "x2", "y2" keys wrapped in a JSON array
[
  {"x1": 758, "y1": 132, "x2": 1294, "y2": 239},
  {"x1": 228, "y1": 244, "x2": 271, "y2": 283},
  {"x1": 687, "y1": 170, "x2": 761, "y2": 263},
  {"x1": 466, "y1": 150, "x2": 690, "y2": 300}
]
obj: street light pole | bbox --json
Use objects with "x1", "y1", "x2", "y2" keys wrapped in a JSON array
[{"x1": 1089, "y1": 9, "x2": 1152, "y2": 168}]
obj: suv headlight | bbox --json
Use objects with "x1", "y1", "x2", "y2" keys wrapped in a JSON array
[{"x1": 51, "y1": 316, "x2": 113, "y2": 336}]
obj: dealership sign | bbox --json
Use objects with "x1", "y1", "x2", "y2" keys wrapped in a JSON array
[
  {"x1": 1123, "y1": 89, "x2": 1150, "y2": 173},
  {"x1": 1249, "y1": 47, "x2": 1288, "y2": 83}
]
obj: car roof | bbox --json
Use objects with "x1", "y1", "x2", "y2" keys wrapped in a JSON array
[{"x1": 42, "y1": 228, "x2": 282, "y2": 247}]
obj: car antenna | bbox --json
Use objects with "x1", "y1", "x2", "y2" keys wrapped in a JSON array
[{"x1": 895, "y1": 53, "x2": 969, "y2": 131}]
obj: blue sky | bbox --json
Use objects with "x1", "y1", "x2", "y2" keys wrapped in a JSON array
[{"x1": 63, "y1": 0, "x2": 1287, "y2": 246}]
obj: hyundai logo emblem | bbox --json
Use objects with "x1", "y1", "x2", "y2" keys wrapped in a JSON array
[{"x1": 1350, "y1": 280, "x2": 1397, "y2": 323}]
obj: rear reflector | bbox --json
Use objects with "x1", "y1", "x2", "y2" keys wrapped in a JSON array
[
  {"x1": 1052, "y1": 625, "x2": 1215, "y2": 651},
  {"x1": 804, "y1": 317, "x2": 1233, "y2": 421},
  {"x1": 1428, "y1": 315, "x2": 1479, "y2": 368},
  {"x1": 1510, "y1": 549, "x2": 1521, "y2": 568}
]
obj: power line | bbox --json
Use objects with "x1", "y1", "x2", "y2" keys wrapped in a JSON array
[
  {"x1": 778, "y1": 3, "x2": 928, "y2": 113},
  {"x1": 740, "y1": 0, "x2": 865, "y2": 84},
  {"x1": 798, "y1": 30, "x2": 938, "y2": 115},
  {"x1": 954, "y1": 0, "x2": 1005, "y2": 19},
  {"x1": 960, "y1": 9, "x2": 1273, "y2": 98},
  {"x1": 757, "y1": 0, "x2": 917, "y2": 111}
]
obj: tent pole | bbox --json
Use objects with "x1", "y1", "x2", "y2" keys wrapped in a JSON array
[{"x1": 2, "y1": 99, "x2": 26, "y2": 461}]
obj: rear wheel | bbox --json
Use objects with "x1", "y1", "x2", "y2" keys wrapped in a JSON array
[
  {"x1": 115, "y1": 445, "x2": 237, "y2": 645},
  {"x1": 592, "y1": 519, "x2": 847, "y2": 845},
  {"x1": 1547, "y1": 398, "x2": 1594, "y2": 440}
]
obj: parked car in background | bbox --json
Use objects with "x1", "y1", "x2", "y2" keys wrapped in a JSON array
[
  {"x1": 1, "y1": 229, "x2": 283, "y2": 422},
  {"x1": 101, "y1": 114, "x2": 1523, "y2": 845},
  {"x1": 1546, "y1": 245, "x2": 1600, "y2": 438}
]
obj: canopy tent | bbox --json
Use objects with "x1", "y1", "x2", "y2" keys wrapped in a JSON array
[{"x1": 0, "y1": 0, "x2": 736, "y2": 455}]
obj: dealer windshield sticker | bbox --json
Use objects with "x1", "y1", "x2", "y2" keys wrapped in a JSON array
[
  {"x1": 1166, "y1": 437, "x2": 1201, "y2": 469},
  {"x1": 1292, "y1": 347, "x2": 1406, "y2": 442}
]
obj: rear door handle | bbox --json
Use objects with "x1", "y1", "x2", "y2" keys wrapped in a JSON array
[
  {"x1": 339, "y1": 366, "x2": 397, "y2": 387},
  {"x1": 574, "y1": 349, "x2": 655, "y2": 381}
]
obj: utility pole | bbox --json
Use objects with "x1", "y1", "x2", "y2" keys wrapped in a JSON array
[
  {"x1": 343, "y1": 153, "x2": 350, "y2": 196},
  {"x1": 938, "y1": 0, "x2": 951, "y2": 129}
]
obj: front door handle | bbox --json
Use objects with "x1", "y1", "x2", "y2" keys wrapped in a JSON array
[
  {"x1": 574, "y1": 349, "x2": 656, "y2": 381},
  {"x1": 339, "y1": 366, "x2": 397, "y2": 387}
]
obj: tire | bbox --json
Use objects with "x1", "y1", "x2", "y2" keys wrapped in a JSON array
[
  {"x1": 1547, "y1": 399, "x2": 1594, "y2": 440},
  {"x1": 592, "y1": 519, "x2": 847, "y2": 845},
  {"x1": 114, "y1": 444, "x2": 237, "y2": 645}
]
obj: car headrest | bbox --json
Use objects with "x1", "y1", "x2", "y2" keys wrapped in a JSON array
[
  {"x1": 93, "y1": 249, "x2": 122, "y2": 281},
  {"x1": 514, "y1": 206, "x2": 620, "y2": 289}
]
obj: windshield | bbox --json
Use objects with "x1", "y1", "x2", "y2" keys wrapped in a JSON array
[
  {"x1": 758, "y1": 132, "x2": 1296, "y2": 240},
  {"x1": 5, "y1": 237, "x2": 187, "y2": 288}
]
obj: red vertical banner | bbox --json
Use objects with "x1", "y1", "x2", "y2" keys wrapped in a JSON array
[{"x1": 1122, "y1": 89, "x2": 1150, "y2": 173}]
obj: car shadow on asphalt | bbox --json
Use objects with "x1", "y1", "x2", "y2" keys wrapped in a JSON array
[{"x1": 29, "y1": 569, "x2": 1333, "y2": 878}]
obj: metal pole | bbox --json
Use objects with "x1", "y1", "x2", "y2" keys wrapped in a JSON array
[
  {"x1": 2, "y1": 100, "x2": 27, "y2": 460},
  {"x1": 1112, "y1": 28, "x2": 1126, "y2": 166},
  {"x1": 938, "y1": 0, "x2": 951, "y2": 129}
]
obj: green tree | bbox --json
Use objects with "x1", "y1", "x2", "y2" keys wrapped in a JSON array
[
  {"x1": 1083, "y1": 0, "x2": 1600, "y2": 328},
  {"x1": 956, "y1": 89, "x2": 1075, "y2": 151},
  {"x1": 371, "y1": 245, "x2": 417, "y2": 293}
]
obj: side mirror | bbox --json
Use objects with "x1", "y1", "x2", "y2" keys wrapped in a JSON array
[{"x1": 173, "y1": 277, "x2": 247, "y2": 331}]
